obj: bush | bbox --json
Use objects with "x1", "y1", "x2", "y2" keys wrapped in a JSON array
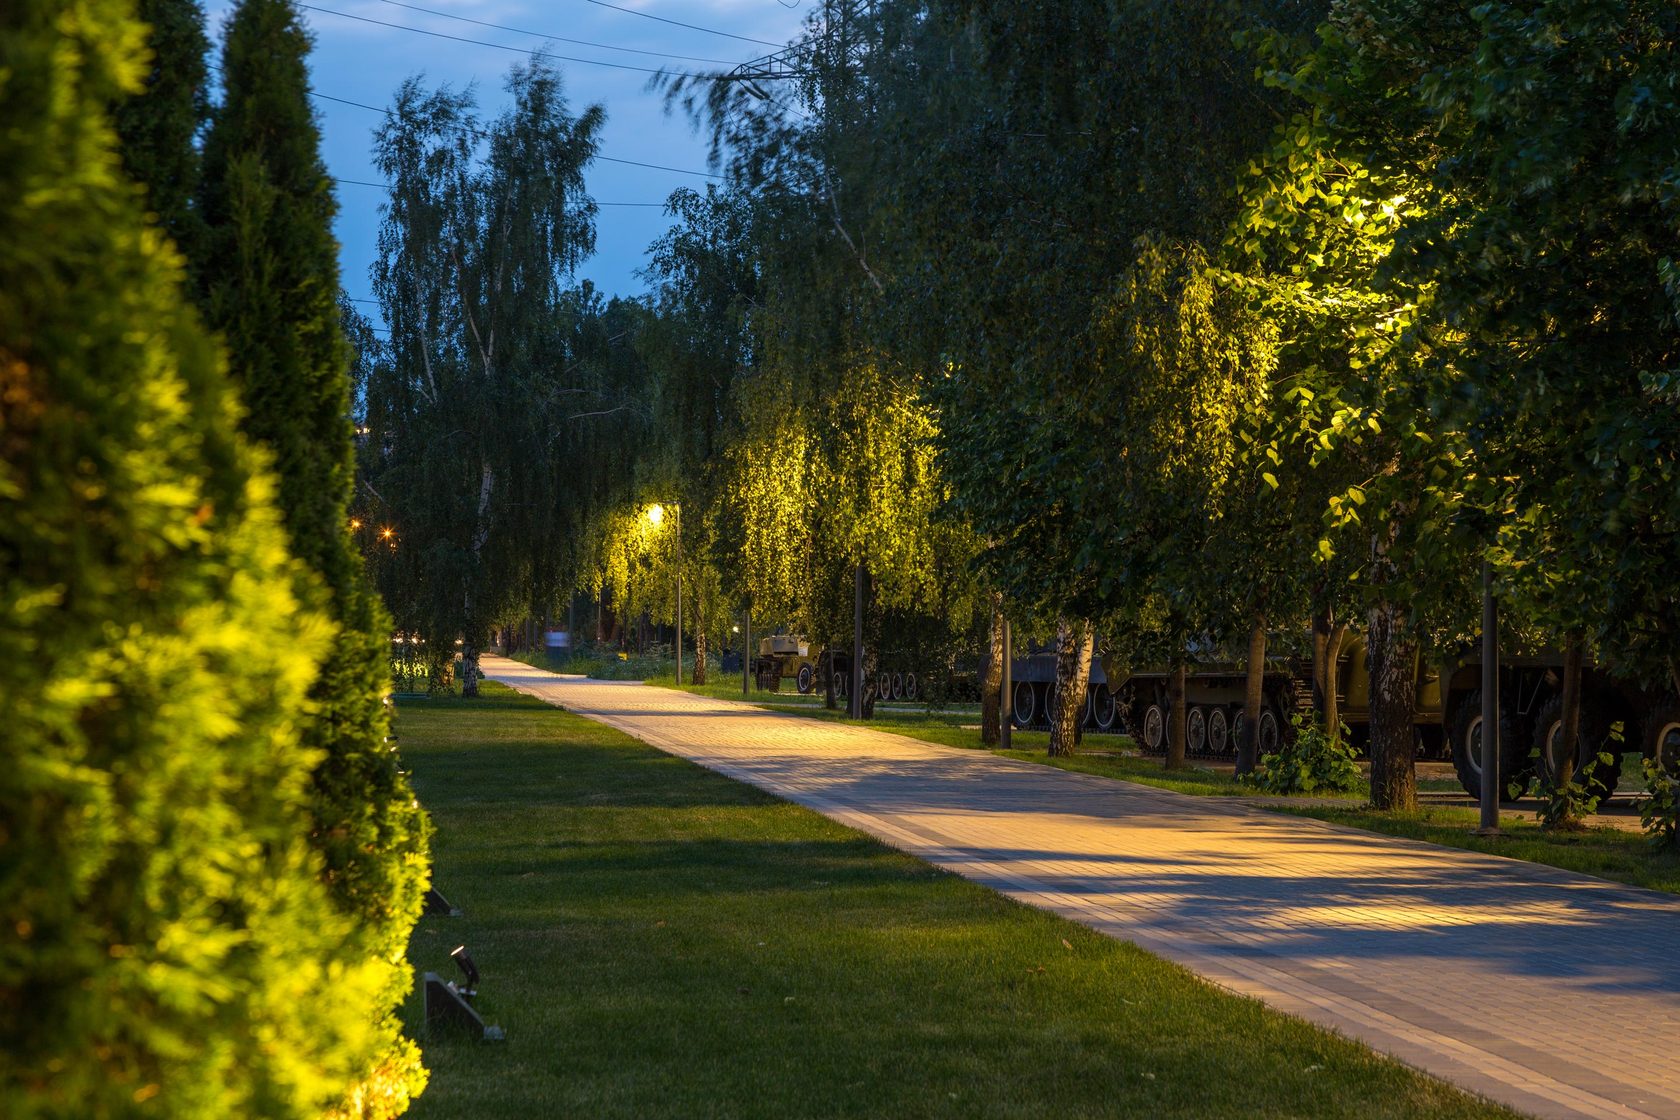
[
  {"x1": 199, "y1": 3, "x2": 434, "y2": 1110},
  {"x1": 1642, "y1": 757, "x2": 1680, "y2": 848},
  {"x1": 1535, "y1": 750, "x2": 1614, "y2": 832},
  {"x1": 1244, "y1": 716, "x2": 1362, "y2": 795},
  {"x1": 0, "y1": 7, "x2": 389, "y2": 1115}
]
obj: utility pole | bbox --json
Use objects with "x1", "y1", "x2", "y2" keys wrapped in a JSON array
[
  {"x1": 1478, "y1": 560, "x2": 1501, "y2": 834},
  {"x1": 674, "y1": 503, "x2": 683, "y2": 686},
  {"x1": 743, "y1": 604, "x2": 751, "y2": 697},
  {"x1": 849, "y1": 563, "x2": 864, "y2": 719},
  {"x1": 1000, "y1": 618, "x2": 1013, "y2": 751}
]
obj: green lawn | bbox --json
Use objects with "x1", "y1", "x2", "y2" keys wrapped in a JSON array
[
  {"x1": 398, "y1": 682, "x2": 1515, "y2": 1120},
  {"x1": 640, "y1": 683, "x2": 1678, "y2": 889},
  {"x1": 1279, "y1": 804, "x2": 1680, "y2": 895},
  {"x1": 650, "y1": 676, "x2": 1375, "y2": 799}
]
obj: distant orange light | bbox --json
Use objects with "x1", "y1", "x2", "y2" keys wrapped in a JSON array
[
  {"x1": 380, "y1": 527, "x2": 394, "y2": 540},
  {"x1": 350, "y1": 518, "x2": 363, "y2": 531}
]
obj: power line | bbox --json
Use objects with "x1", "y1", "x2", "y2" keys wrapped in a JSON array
[
  {"x1": 299, "y1": 4, "x2": 715, "y2": 78},
  {"x1": 577, "y1": 0, "x2": 782, "y2": 48},
  {"x1": 368, "y1": 0, "x2": 741, "y2": 66},
  {"x1": 596, "y1": 154, "x2": 719, "y2": 178},
  {"x1": 330, "y1": 175, "x2": 667, "y2": 205},
  {"x1": 205, "y1": 64, "x2": 724, "y2": 180}
]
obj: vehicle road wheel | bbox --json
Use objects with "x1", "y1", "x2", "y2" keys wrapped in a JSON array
[
  {"x1": 1186, "y1": 706, "x2": 1208, "y2": 755},
  {"x1": 878, "y1": 672, "x2": 891, "y2": 700},
  {"x1": 1013, "y1": 680, "x2": 1036, "y2": 728},
  {"x1": 1450, "y1": 689, "x2": 1530, "y2": 802},
  {"x1": 796, "y1": 664, "x2": 814, "y2": 694},
  {"x1": 1141, "y1": 702, "x2": 1167, "y2": 753},
  {"x1": 904, "y1": 673, "x2": 918, "y2": 701},
  {"x1": 1207, "y1": 706, "x2": 1231, "y2": 756},
  {"x1": 890, "y1": 671, "x2": 905, "y2": 701},
  {"x1": 1533, "y1": 694, "x2": 1621, "y2": 803},
  {"x1": 1092, "y1": 684, "x2": 1118, "y2": 731},
  {"x1": 835, "y1": 671, "x2": 848, "y2": 699},
  {"x1": 1647, "y1": 701, "x2": 1680, "y2": 775},
  {"x1": 1256, "y1": 708, "x2": 1282, "y2": 757}
]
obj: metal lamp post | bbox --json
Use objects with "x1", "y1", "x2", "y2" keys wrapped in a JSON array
[
  {"x1": 1000, "y1": 617, "x2": 1013, "y2": 751},
  {"x1": 665, "y1": 503, "x2": 672, "y2": 688},
  {"x1": 1478, "y1": 559, "x2": 1500, "y2": 834},
  {"x1": 648, "y1": 502, "x2": 682, "y2": 685}
]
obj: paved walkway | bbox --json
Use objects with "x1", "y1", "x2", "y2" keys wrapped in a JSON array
[{"x1": 483, "y1": 655, "x2": 1680, "y2": 1120}]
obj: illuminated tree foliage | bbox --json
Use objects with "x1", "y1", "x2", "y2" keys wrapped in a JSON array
[
  {"x1": 0, "y1": 3, "x2": 390, "y2": 1113},
  {"x1": 1370, "y1": 0, "x2": 1680, "y2": 695},
  {"x1": 1222, "y1": 1, "x2": 1680, "y2": 804},
  {"x1": 198, "y1": 2, "x2": 431, "y2": 1110},
  {"x1": 828, "y1": 0, "x2": 1315, "y2": 758},
  {"x1": 637, "y1": 185, "x2": 758, "y2": 681},
  {"x1": 648, "y1": 5, "x2": 986, "y2": 708},
  {"x1": 1224, "y1": 17, "x2": 1483, "y2": 808}
]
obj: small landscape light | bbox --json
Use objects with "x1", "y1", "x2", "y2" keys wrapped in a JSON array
[{"x1": 451, "y1": 945, "x2": 480, "y2": 991}]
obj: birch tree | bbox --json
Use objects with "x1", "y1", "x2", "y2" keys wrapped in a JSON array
[{"x1": 365, "y1": 61, "x2": 602, "y2": 695}]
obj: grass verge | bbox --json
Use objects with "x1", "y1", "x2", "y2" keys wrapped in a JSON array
[
  {"x1": 399, "y1": 681, "x2": 1515, "y2": 1120},
  {"x1": 1277, "y1": 803, "x2": 1680, "y2": 894},
  {"x1": 650, "y1": 676, "x2": 1352, "y2": 799},
  {"x1": 509, "y1": 664, "x2": 1660, "y2": 896}
]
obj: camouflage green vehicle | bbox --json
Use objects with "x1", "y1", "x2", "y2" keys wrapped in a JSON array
[
  {"x1": 1331, "y1": 633, "x2": 1679, "y2": 802},
  {"x1": 1095, "y1": 649, "x2": 1313, "y2": 758}
]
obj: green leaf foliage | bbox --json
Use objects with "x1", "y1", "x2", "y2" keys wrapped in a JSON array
[
  {"x1": 200, "y1": 4, "x2": 432, "y2": 1112},
  {"x1": 362, "y1": 61, "x2": 606, "y2": 694},
  {"x1": 0, "y1": 3, "x2": 391, "y2": 1114},
  {"x1": 1244, "y1": 716, "x2": 1363, "y2": 795}
]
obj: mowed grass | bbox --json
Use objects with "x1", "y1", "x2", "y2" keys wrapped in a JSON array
[
  {"x1": 1280, "y1": 804, "x2": 1680, "y2": 895},
  {"x1": 650, "y1": 677, "x2": 1382, "y2": 798},
  {"x1": 399, "y1": 682, "x2": 1516, "y2": 1120},
  {"x1": 645, "y1": 676, "x2": 1680, "y2": 894}
]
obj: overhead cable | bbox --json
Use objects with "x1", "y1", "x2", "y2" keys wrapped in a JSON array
[
  {"x1": 369, "y1": 0, "x2": 740, "y2": 66},
  {"x1": 299, "y1": 4, "x2": 714, "y2": 78},
  {"x1": 577, "y1": 0, "x2": 782, "y2": 48},
  {"x1": 204, "y1": 64, "x2": 724, "y2": 179},
  {"x1": 330, "y1": 176, "x2": 666, "y2": 204}
]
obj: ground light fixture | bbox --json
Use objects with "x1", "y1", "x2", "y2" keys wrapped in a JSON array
[
  {"x1": 423, "y1": 944, "x2": 504, "y2": 1042},
  {"x1": 424, "y1": 886, "x2": 462, "y2": 917},
  {"x1": 451, "y1": 945, "x2": 480, "y2": 994}
]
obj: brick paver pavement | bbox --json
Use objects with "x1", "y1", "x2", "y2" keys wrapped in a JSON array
[{"x1": 483, "y1": 655, "x2": 1680, "y2": 1120}]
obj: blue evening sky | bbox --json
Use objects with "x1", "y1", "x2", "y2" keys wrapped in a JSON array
[{"x1": 201, "y1": 0, "x2": 809, "y2": 313}]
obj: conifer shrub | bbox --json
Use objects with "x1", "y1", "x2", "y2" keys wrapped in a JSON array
[
  {"x1": 199, "y1": 3, "x2": 433, "y2": 1112},
  {"x1": 0, "y1": 3, "x2": 389, "y2": 1114}
]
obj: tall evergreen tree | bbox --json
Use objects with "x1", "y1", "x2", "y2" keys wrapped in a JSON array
[
  {"x1": 1, "y1": 0, "x2": 391, "y2": 1114},
  {"x1": 111, "y1": 0, "x2": 209, "y2": 269},
  {"x1": 199, "y1": 2, "x2": 430, "y2": 1113}
]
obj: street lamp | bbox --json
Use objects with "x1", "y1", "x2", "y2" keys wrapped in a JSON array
[{"x1": 646, "y1": 502, "x2": 682, "y2": 684}]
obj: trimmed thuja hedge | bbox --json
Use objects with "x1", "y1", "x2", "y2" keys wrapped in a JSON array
[
  {"x1": 0, "y1": 3, "x2": 413, "y2": 1116},
  {"x1": 201, "y1": 2, "x2": 433, "y2": 1113}
]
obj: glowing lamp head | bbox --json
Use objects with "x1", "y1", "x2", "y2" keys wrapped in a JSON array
[{"x1": 646, "y1": 503, "x2": 665, "y2": 526}]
